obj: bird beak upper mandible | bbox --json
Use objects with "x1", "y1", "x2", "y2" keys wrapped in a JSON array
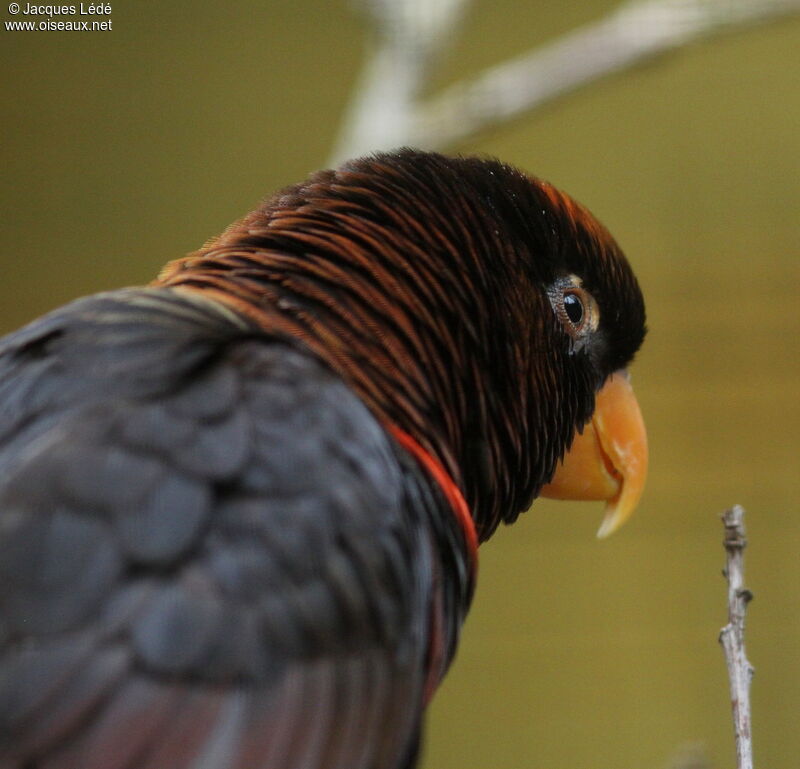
[{"x1": 540, "y1": 370, "x2": 648, "y2": 538}]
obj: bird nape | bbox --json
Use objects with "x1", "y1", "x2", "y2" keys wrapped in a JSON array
[{"x1": 0, "y1": 149, "x2": 647, "y2": 769}]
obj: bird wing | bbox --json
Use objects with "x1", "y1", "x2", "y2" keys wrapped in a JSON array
[{"x1": 0, "y1": 289, "x2": 434, "y2": 769}]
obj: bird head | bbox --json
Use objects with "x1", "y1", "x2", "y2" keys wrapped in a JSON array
[
  {"x1": 505, "y1": 178, "x2": 648, "y2": 538},
  {"x1": 155, "y1": 150, "x2": 647, "y2": 542}
]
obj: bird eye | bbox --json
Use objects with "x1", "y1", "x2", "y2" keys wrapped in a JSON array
[
  {"x1": 563, "y1": 292, "x2": 584, "y2": 326},
  {"x1": 547, "y1": 276, "x2": 599, "y2": 342}
]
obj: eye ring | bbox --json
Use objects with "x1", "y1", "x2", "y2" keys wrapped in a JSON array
[{"x1": 547, "y1": 277, "x2": 599, "y2": 339}]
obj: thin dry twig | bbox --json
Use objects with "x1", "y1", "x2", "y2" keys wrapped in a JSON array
[
  {"x1": 331, "y1": 0, "x2": 800, "y2": 161},
  {"x1": 719, "y1": 505, "x2": 754, "y2": 769}
]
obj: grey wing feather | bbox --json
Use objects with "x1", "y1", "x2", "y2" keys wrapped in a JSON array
[{"x1": 0, "y1": 288, "x2": 433, "y2": 769}]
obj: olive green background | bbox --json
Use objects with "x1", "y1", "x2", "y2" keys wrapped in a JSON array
[{"x1": 2, "y1": 2, "x2": 798, "y2": 767}]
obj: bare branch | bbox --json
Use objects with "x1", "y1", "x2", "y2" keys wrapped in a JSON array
[
  {"x1": 719, "y1": 505, "x2": 755, "y2": 769},
  {"x1": 412, "y1": 0, "x2": 800, "y2": 149},
  {"x1": 328, "y1": 0, "x2": 472, "y2": 164},
  {"x1": 331, "y1": 0, "x2": 800, "y2": 160}
]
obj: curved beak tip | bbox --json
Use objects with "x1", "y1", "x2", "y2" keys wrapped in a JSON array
[{"x1": 596, "y1": 498, "x2": 633, "y2": 540}]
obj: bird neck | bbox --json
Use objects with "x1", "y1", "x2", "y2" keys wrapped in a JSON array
[{"x1": 153, "y1": 177, "x2": 540, "y2": 541}]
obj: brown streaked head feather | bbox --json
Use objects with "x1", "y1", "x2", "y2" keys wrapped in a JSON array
[{"x1": 154, "y1": 149, "x2": 646, "y2": 540}]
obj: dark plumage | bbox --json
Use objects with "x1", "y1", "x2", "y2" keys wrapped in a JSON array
[{"x1": 0, "y1": 150, "x2": 646, "y2": 769}]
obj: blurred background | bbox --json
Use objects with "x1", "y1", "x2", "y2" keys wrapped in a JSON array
[{"x1": 1, "y1": 1, "x2": 798, "y2": 767}]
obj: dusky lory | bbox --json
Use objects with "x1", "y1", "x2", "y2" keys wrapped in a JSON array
[{"x1": 0, "y1": 150, "x2": 647, "y2": 769}]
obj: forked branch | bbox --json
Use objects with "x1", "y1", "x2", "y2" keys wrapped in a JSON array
[{"x1": 331, "y1": 0, "x2": 800, "y2": 162}]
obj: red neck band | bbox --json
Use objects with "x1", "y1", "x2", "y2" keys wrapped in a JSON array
[{"x1": 387, "y1": 425, "x2": 479, "y2": 577}]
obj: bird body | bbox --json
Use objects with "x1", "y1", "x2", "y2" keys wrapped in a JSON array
[{"x1": 0, "y1": 150, "x2": 646, "y2": 768}]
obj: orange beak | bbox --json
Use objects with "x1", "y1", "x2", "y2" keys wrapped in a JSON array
[{"x1": 540, "y1": 370, "x2": 647, "y2": 538}]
